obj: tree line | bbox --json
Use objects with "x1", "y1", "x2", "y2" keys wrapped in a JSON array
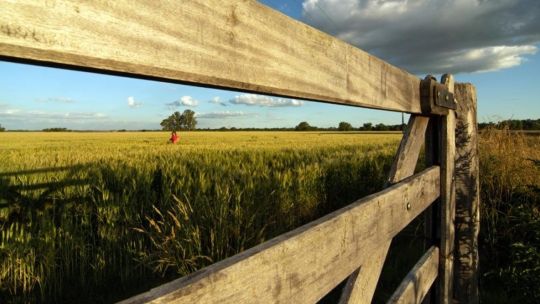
[
  {"x1": 479, "y1": 119, "x2": 540, "y2": 130},
  {"x1": 294, "y1": 121, "x2": 405, "y2": 131},
  {"x1": 2, "y1": 117, "x2": 539, "y2": 132}
]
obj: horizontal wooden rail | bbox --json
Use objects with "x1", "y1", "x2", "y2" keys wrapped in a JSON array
[
  {"x1": 387, "y1": 246, "x2": 439, "y2": 304},
  {"x1": 0, "y1": 0, "x2": 422, "y2": 113},
  {"x1": 120, "y1": 166, "x2": 440, "y2": 304}
]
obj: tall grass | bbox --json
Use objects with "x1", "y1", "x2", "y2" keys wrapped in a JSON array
[
  {"x1": 2, "y1": 129, "x2": 538, "y2": 303},
  {"x1": 479, "y1": 128, "x2": 540, "y2": 303},
  {"x1": 0, "y1": 131, "x2": 399, "y2": 303}
]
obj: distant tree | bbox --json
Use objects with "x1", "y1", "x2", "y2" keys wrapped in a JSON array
[
  {"x1": 338, "y1": 121, "x2": 353, "y2": 131},
  {"x1": 161, "y1": 111, "x2": 182, "y2": 131},
  {"x1": 295, "y1": 121, "x2": 315, "y2": 131},
  {"x1": 182, "y1": 109, "x2": 197, "y2": 130},
  {"x1": 0, "y1": 124, "x2": 5, "y2": 132},
  {"x1": 161, "y1": 110, "x2": 198, "y2": 131},
  {"x1": 478, "y1": 119, "x2": 540, "y2": 130},
  {"x1": 42, "y1": 127, "x2": 70, "y2": 132},
  {"x1": 361, "y1": 122, "x2": 373, "y2": 131},
  {"x1": 374, "y1": 123, "x2": 389, "y2": 131}
]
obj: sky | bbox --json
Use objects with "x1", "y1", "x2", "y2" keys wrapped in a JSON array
[{"x1": 0, "y1": 0, "x2": 539, "y2": 130}]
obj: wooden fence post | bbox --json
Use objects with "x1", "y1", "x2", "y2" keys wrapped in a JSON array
[
  {"x1": 453, "y1": 83, "x2": 480, "y2": 304},
  {"x1": 439, "y1": 74, "x2": 456, "y2": 304},
  {"x1": 423, "y1": 74, "x2": 456, "y2": 304}
]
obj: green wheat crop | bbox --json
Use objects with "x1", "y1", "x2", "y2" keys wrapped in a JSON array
[{"x1": 0, "y1": 131, "x2": 401, "y2": 303}]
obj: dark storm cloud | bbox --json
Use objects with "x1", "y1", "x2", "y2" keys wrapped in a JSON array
[{"x1": 302, "y1": 0, "x2": 540, "y2": 74}]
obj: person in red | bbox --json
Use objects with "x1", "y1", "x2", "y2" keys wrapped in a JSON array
[{"x1": 169, "y1": 130, "x2": 179, "y2": 144}]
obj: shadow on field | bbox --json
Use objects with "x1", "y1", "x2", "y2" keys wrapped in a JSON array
[{"x1": 0, "y1": 164, "x2": 93, "y2": 217}]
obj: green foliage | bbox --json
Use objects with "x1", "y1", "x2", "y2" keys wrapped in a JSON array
[
  {"x1": 160, "y1": 110, "x2": 197, "y2": 131},
  {"x1": 0, "y1": 124, "x2": 5, "y2": 132},
  {"x1": 42, "y1": 127, "x2": 70, "y2": 132},
  {"x1": 338, "y1": 121, "x2": 353, "y2": 131},
  {"x1": 479, "y1": 118, "x2": 540, "y2": 130},
  {"x1": 361, "y1": 122, "x2": 372, "y2": 131},
  {"x1": 295, "y1": 121, "x2": 316, "y2": 131}
]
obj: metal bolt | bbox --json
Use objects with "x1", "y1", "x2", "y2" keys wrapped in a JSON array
[{"x1": 406, "y1": 202, "x2": 411, "y2": 210}]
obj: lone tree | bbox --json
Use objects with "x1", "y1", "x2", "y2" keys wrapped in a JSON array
[
  {"x1": 338, "y1": 121, "x2": 353, "y2": 131},
  {"x1": 160, "y1": 110, "x2": 197, "y2": 131},
  {"x1": 295, "y1": 121, "x2": 315, "y2": 131},
  {"x1": 182, "y1": 109, "x2": 197, "y2": 130},
  {"x1": 0, "y1": 124, "x2": 5, "y2": 132}
]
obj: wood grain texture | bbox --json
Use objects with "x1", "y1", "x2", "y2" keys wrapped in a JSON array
[
  {"x1": 423, "y1": 117, "x2": 440, "y2": 304},
  {"x1": 120, "y1": 167, "x2": 440, "y2": 304},
  {"x1": 387, "y1": 246, "x2": 439, "y2": 304},
  {"x1": 438, "y1": 74, "x2": 456, "y2": 304},
  {"x1": 340, "y1": 114, "x2": 429, "y2": 304},
  {"x1": 338, "y1": 242, "x2": 391, "y2": 304},
  {"x1": 388, "y1": 115, "x2": 430, "y2": 184},
  {"x1": 453, "y1": 83, "x2": 479, "y2": 304},
  {"x1": 0, "y1": 0, "x2": 422, "y2": 113}
]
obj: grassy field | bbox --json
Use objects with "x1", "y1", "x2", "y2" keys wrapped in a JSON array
[
  {"x1": 477, "y1": 129, "x2": 540, "y2": 303},
  {"x1": 1, "y1": 130, "x2": 539, "y2": 303},
  {"x1": 0, "y1": 131, "x2": 402, "y2": 303}
]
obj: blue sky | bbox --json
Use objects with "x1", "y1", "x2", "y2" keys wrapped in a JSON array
[{"x1": 0, "y1": 0, "x2": 539, "y2": 130}]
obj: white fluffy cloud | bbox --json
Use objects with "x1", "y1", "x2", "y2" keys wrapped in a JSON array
[
  {"x1": 127, "y1": 96, "x2": 142, "y2": 108},
  {"x1": 209, "y1": 96, "x2": 227, "y2": 106},
  {"x1": 229, "y1": 94, "x2": 304, "y2": 107},
  {"x1": 166, "y1": 96, "x2": 199, "y2": 109},
  {"x1": 302, "y1": 0, "x2": 540, "y2": 74},
  {"x1": 197, "y1": 111, "x2": 251, "y2": 119},
  {"x1": 180, "y1": 96, "x2": 198, "y2": 107}
]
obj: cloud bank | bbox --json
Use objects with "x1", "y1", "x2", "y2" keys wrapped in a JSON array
[
  {"x1": 0, "y1": 109, "x2": 107, "y2": 122},
  {"x1": 197, "y1": 111, "x2": 251, "y2": 119},
  {"x1": 209, "y1": 96, "x2": 227, "y2": 106},
  {"x1": 35, "y1": 97, "x2": 76, "y2": 103},
  {"x1": 229, "y1": 94, "x2": 304, "y2": 107},
  {"x1": 302, "y1": 0, "x2": 540, "y2": 74}
]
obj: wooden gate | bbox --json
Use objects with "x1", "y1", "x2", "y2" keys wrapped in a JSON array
[{"x1": 0, "y1": 1, "x2": 480, "y2": 303}]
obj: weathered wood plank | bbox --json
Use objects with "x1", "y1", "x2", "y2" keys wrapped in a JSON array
[
  {"x1": 453, "y1": 83, "x2": 479, "y2": 304},
  {"x1": 120, "y1": 167, "x2": 440, "y2": 304},
  {"x1": 387, "y1": 246, "x2": 439, "y2": 304},
  {"x1": 439, "y1": 74, "x2": 456, "y2": 304},
  {"x1": 422, "y1": 117, "x2": 439, "y2": 304},
  {"x1": 340, "y1": 114, "x2": 429, "y2": 304},
  {"x1": 338, "y1": 242, "x2": 391, "y2": 304},
  {"x1": 388, "y1": 115, "x2": 430, "y2": 184},
  {"x1": 0, "y1": 0, "x2": 422, "y2": 113}
]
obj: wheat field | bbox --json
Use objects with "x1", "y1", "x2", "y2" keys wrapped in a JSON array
[{"x1": 0, "y1": 131, "x2": 401, "y2": 303}]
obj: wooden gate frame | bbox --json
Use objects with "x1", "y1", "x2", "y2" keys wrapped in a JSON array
[{"x1": 0, "y1": 1, "x2": 480, "y2": 303}]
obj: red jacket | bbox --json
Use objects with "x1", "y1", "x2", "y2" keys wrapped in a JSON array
[{"x1": 170, "y1": 133, "x2": 179, "y2": 143}]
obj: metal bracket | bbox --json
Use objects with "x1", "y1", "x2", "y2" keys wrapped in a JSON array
[{"x1": 420, "y1": 75, "x2": 456, "y2": 115}]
